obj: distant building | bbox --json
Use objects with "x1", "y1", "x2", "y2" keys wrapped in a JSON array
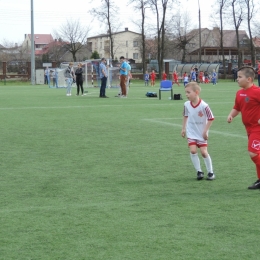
[
  {"x1": 87, "y1": 28, "x2": 142, "y2": 62},
  {"x1": 186, "y1": 27, "x2": 251, "y2": 63},
  {"x1": 22, "y1": 34, "x2": 53, "y2": 53}
]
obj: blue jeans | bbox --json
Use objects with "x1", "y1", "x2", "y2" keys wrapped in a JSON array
[
  {"x1": 66, "y1": 78, "x2": 73, "y2": 94},
  {"x1": 100, "y1": 77, "x2": 107, "y2": 97},
  {"x1": 258, "y1": 74, "x2": 260, "y2": 87}
]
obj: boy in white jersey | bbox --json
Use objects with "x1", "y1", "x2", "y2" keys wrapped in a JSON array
[{"x1": 181, "y1": 82, "x2": 215, "y2": 180}]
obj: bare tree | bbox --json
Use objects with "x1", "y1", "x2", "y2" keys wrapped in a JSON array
[
  {"x1": 244, "y1": 0, "x2": 256, "y2": 67},
  {"x1": 55, "y1": 19, "x2": 90, "y2": 62},
  {"x1": 89, "y1": 0, "x2": 118, "y2": 60},
  {"x1": 231, "y1": 0, "x2": 244, "y2": 67},
  {"x1": 216, "y1": 0, "x2": 228, "y2": 78},
  {"x1": 148, "y1": 0, "x2": 175, "y2": 78},
  {"x1": 169, "y1": 12, "x2": 197, "y2": 63},
  {"x1": 129, "y1": 0, "x2": 149, "y2": 73}
]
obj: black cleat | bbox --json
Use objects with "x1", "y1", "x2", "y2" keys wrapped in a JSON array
[
  {"x1": 197, "y1": 171, "x2": 204, "y2": 180},
  {"x1": 207, "y1": 172, "x2": 215, "y2": 180},
  {"x1": 248, "y1": 179, "x2": 260, "y2": 189}
]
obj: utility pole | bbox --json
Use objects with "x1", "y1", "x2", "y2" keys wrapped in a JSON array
[
  {"x1": 198, "y1": 0, "x2": 202, "y2": 63},
  {"x1": 31, "y1": 0, "x2": 35, "y2": 85}
]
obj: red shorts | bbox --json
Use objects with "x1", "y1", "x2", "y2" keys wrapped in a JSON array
[
  {"x1": 248, "y1": 132, "x2": 260, "y2": 154},
  {"x1": 187, "y1": 138, "x2": 207, "y2": 148}
]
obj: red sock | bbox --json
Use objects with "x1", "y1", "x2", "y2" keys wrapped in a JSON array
[{"x1": 251, "y1": 154, "x2": 260, "y2": 179}]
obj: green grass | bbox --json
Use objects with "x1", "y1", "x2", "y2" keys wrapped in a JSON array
[{"x1": 0, "y1": 79, "x2": 260, "y2": 259}]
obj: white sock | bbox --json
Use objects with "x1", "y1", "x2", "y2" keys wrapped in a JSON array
[
  {"x1": 203, "y1": 154, "x2": 213, "y2": 173},
  {"x1": 190, "y1": 153, "x2": 201, "y2": 172}
]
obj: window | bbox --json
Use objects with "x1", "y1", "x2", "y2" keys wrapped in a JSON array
[
  {"x1": 126, "y1": 41, "x2": 128, "y2": 47},
  {"x1": 203, "y1": 34, "x2": 208, "y2": 39},
  {"x1": 133, "y1": 53, "x2": 138, "y2": 59},
  {"x1": 133, "y1": 41, "x2": 138, "y2": 47}
]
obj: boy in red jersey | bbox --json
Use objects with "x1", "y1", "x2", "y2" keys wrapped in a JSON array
[
  {"x1": 150, "y1": 70, "x2": 156, "y2": 86},
  {"x1": 227, "y1": 66, "x2": 260, "y2": 189},
  {"x1": 162, "y1": 71, "x2": 167, "y2": 80},
  {"x1": 172, "y1": 70, "x2": 180, "y2": 86}
]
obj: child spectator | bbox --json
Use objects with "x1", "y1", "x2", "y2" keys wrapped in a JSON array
[
  {"x1": 212, "y1": 69, "x2": 217, "y2": 85},
  {"x1": 162, "y1": 71, "x2": 167, "y2": 80},
  {"x1": 144, "y1": 71, "x2": 150, "y2": 86},
  {"x1": 150, "y1": 70, "x2": 156, "y2": 86},
  {"x1": 181, "y1": 82, "x2": 215, "y2": 180},
  {"x1": 183, "y1": 72, "x2": 189, "y2": 87},
  {"x1": 172, "y1": 70, "x2": 180, "y2": 86}
]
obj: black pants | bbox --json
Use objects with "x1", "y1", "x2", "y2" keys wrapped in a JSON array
[
  {"x1": 100, "y1": 77, "x2": 107, "y2": 97},
  {"x1": 76, "y1": 79, "x2": 84, "y2": 95},
  {"x1": 258, "y1": 74, "x2": 260, "y2": 87}
]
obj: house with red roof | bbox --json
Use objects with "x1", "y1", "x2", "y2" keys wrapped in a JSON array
[{"x1": 22, "y1": 34, "x2": 53, "y2": 54}]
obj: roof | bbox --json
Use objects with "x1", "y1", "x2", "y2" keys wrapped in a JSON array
[
  {"x1": 88, "y1": 30, "x2": 141, "y2": 40},
  {"x1": 189, "y1": 27, "x2": 249, "y2": 48},
  {"x1": 27, "y1": 34, "x2": 54, "y2": 44}
]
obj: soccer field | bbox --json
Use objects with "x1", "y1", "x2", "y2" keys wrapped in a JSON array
[{"x1": 0, "y1": 80, "x2": 259, "y2": 259}]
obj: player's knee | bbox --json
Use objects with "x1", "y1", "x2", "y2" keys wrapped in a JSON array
[{"x1": 249, "y1": 151, "x2": 258, "y2": 158}]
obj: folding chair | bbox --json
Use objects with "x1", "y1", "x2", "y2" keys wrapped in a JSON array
[{"x1": 159, "y1": 80, "x2": 173, "y2": 100}]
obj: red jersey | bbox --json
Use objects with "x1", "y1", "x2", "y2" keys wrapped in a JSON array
[
  {"x1": 150, "y1": 72, "x2": 156, "y2": 80},
  {"x1": 173, "y1": 72, "x2": 178, "y2": 80},
  {"x1": 233, "y1": 85, "x2": 260, "y2": 134},
  {"x1": 162, "y1": 73, "x2": 167, "y2": 80}
]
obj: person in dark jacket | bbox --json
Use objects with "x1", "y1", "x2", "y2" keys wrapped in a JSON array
[
  {"x1": 75, "y1": 63, "x2": 85, "y2": 96},
  {"x1": 232, "y1": 66, "x2": 238, "y2": 82}
]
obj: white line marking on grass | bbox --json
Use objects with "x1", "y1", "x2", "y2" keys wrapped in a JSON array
[
  {"x1": 143, "y1": 118, "x2": 247, "y2": 139},
  {"x1": 0, "y1": 102, "x2": 234, "y2": 110}
]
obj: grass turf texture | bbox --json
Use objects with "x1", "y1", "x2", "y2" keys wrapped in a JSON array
[{"x1": 0, "y1": 80, "x2": 259, "y2": 259}]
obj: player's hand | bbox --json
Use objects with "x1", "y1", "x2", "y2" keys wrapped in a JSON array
[
  {"x1": 227, "y1": 115, "x2": 233, "y2": 123},
  {"x1": 258, "y1": 119, "x2": 260, "y2": 124},
  {"x1": 181, "y1": 130, "x2": 186, "y2": 138},
  {"x1": 203, "y1": 132, "x2": 208, "y2": 140}
]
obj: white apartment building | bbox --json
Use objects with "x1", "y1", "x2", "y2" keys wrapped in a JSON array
[{"x1": 87, "y1": 28, "x2": 142, "y2": 62}]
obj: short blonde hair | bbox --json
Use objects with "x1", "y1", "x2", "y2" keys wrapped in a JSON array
[
  {"x1": 69, "y1": 62, "x2": 73, "y2": 66},
  {"x1": 185, "y1": 82, "x2": 201, "y2": 93}
]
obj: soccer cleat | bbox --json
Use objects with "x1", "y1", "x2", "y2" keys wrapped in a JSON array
[
  {"x1": 248, "y1": 179, "x2": 260, "y2": 189},
  {"x1": 207, "y1": 172, "x2": 215, "y2": 180},
  {"x1": 197, "y1": 171, "x2": 204, "y2": 180}
]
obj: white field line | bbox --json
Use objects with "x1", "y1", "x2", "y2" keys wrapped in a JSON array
[
  {"x1": 143, "y1": 118, "x2": 246, "y2": 139},
  {"x1": 0, "y1": 101, "x2": 234, "y2": 110}
]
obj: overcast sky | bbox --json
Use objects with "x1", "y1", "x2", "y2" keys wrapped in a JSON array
[{"x1": 0, "y1": 0, "x2": 216, "y2": 45}]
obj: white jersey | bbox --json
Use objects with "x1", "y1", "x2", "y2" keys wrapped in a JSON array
[{"x1": 183, "y1": 99, "x2": 214, "y2": 141}]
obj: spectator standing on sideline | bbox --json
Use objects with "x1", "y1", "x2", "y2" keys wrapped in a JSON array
[
  {"x1": 232, "y1": 66, "x2": 238, "y2": 82},
  {"x1": 126, "y1": 61, "x2": 132, "y2": 97},
  {"x1": 75, "y1": 63, "x2": 85, "y2": 96},
  {"x1": 44, "y1": 67, "x2": 49, "y2": 84},
  {"x1": 51, "y1": 70, "x2": 57, "y2": 87},
  {"x1": 150, "y1": 70, "x2": 156, "y2": 86},
  {"x1": 144, "y1": 71, "x2": 149, "y2": 86},
  {"x1": 181, "y1": 82, "x2": 215, "y2": 181},
  {"x1": 119, "y1": 56, "x2": 128, "y2": 98},
  {"x1": 172, "y1": 70, "x2": 180, "y2": 86},
  {"x1": 99, "y1": 58, "x2": 108, "y2": 98},
  {"x1": 212, "y1": 69, "x2": 217, "y2": 85},
  {"x1": 191, "y1": 69, "x2": 196, "y2": 82},
  {"x1": 64, "y1": 62, "x2": 74, "y2": 96},
  {"x1": 162, "y1": 71, "x2": 167, "y2": 80},
  {"x1": 183, "y1": 72, "x2": 189, "y2": 87},
  {"x1": 227, "y1": 66, "x2": 260, "y2": 189}
]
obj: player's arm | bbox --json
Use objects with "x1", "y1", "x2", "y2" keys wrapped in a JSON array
[
  {"x1": 181, "y1": 116, "x2": 188, "y2": 138},
  {"x1": 202, "y1": 120, "x2": 213, "y2": 140},
  {"x1": 227, "y1": 109, "x2": 239, "y2": 123}
]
